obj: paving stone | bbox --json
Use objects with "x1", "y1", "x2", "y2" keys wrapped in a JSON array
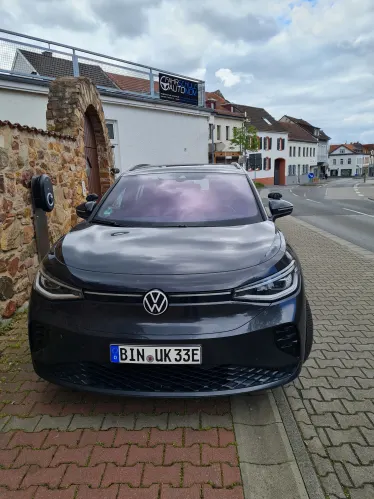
[
  {"x1": 334, "y1": 462, "x2": 353, "y2": 488},
  {"x1": 352, "y1": 444, "x2": 374, "y2": 465},
  {"x1": 306, "y1": 436, "x2": 327, "y2": 457},
  {"x1": 240, "y1": 463, "x2": 309, "y2": 499},
  {"x1": 327, "y1": 444, "x2": 359, "y2": 465},
  {"x1": 231, "y1": 393, "x2": 281, "y2": 425},
  {"x1": 319, "y1": 472, "x2": 346, "y2": 498},
  {"x1": 326, "y1": 428, "x2": 366, "y2": 446},
  {"x1": 3, "y1": 416, "x2": 41, "y2": 432},
  {"x1": 335, "y1": 413, "x2": 373, "y2": 430},
  {"x1": 310, "y1": 413, "x2": 339, "y2": 428},
  {"x1": 136, "y1": 414, "x2": 168, "y2": 430},
  {"x1": 319, "y1": 387, "x2": 353, "y2": 401},
  {"x1": 101, "y1": 415, "x2": 135, "y2": 430},
  {"x1": 342, "y1": 400, "x2": 374, "y2": 414},
  {"x1": 35, "y1": 415, "x2": 72, "y2": 431},
  {"x1": 346, "y1": 464, "x2": 374, "y2": 488},
  {"x1": 349, "y1": 485, "x2": 374, "y2": 499},
  {"x1": 311, "y1": 400, "x2": 346, "y2": 415},
  {"x1": 68, "y1": 415, "x2": 103, "y2": 431},
  {"x1": 311, "y1": 454, "x2": 334, "y2": 476},
  {"x1": 0, "y1": 417, "x2": 10, "y2": 431},
  {"x1": 201, "y1": 413, "x2": 232, "y2": 429},
  {"x1": 234, "y1": 423, "x2": 293, "y2": 465}
]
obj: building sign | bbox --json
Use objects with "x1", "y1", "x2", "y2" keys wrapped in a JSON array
[{"x1": 159, "y1": 73, "x2": 199, "y2": 106}]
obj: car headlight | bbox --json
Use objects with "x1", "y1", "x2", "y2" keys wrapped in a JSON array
[
  {"x1": 34, "y1": 269, "x2": 83, "y2": 300},
  {"x1": 233, "y1": 260, "x2": 299, "y2": 302}
]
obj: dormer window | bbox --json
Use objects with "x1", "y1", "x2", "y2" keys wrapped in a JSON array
[
  {"x1": 314, "y1": 129, "x2": 320, "y2": 137},
  {"x1": 263, "y1": 118, "x2": 272, "y2": 126},
  {"x1": 340, "y1": 148, "x2": 345, "y2": 153}
]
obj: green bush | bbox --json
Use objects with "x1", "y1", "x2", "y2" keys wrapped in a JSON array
[{"x1": 254, "y1": 182, "x2": 265, "y2": 189}]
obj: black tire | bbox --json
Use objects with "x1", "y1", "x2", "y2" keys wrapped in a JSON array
[{"x1": 304, "y1": 299, "x2": 314, "y2": 361}]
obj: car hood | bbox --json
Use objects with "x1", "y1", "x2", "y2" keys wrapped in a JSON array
[{"x1": 54, "y1": 220, "x2": 282, "y2": 276}]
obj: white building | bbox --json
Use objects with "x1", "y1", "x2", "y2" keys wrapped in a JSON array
[
  {"x1": 234, "y1": 104, "x2": 289, "y2": 186},
  {"x1": 0, "y1": 35, "x2": 210, "y2": 173},
  {"x1": 205, "y1": 91, "x2": 245, "y2": 164},
  {"x1": 329, "y1": 144, "x2": 370, "y2": 177},
  {"x1": 280, "y1": 116, "x2": 330, "y2": 177},
  {"x1": 279, "y1": 121, "x2": 318, "y2": 184}
]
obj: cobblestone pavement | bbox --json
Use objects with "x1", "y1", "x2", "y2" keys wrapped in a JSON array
[
  {"x1": 0, "y1": 318, "x2": 244, "y2": 498},
  {"x1": 278, "y1": 217, "x2": 374, "y2": 499}
]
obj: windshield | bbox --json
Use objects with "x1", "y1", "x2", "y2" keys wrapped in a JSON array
[{"x1": 94, "y1": 171, "x2": 262, "y2": 226}]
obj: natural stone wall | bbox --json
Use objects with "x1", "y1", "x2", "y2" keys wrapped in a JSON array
[
  {"x1": 0, "y1": 76, "x2": 114, "y2": 319},
  {"x1": 0, "y1": 124, "x2": 83, "y2": 318}
]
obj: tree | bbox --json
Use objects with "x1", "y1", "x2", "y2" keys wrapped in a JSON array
[{"x1": 229, "y1": 124, "x2": 259, "y2": 160}]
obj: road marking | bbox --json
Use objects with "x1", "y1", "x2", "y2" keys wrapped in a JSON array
[
  {"x1": 343, "y1": 208, "x2": 374, "y2": 218},
  {"x1": 292, "y1": 192, "x2": 299, "y2": 197},
  {"x1": 306, "y1": 199, "x2": 321, "y2": 204}
]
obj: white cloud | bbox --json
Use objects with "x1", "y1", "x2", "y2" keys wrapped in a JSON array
[
  {"x1": 215, "y1": 68, "x2": 241, "y2": 87},
  {"x1": 0, "y1": 0, "x2": 373, "y2": 142}
]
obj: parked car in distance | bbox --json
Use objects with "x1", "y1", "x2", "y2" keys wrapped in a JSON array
[{"x1": 29, "y1": 163, "x2": 313, "y2": 397}]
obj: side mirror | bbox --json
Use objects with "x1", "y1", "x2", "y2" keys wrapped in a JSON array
[
  {"x1": 86, "y1": 193, "x2": 99, "y2": 202},
  {"x1": 268, "y1": 192, "x2": 282, "y2": 200},
  {"x1": 76, "y1": 201, "x2": 96, "y2": 220},
  {"x1": 269, "y1": 199, "x2": 293, "y2": 221}
]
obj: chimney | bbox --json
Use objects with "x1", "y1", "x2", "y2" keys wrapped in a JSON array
[{"x1": 42, "y1": 50, "x2": 53, "y2": 57}]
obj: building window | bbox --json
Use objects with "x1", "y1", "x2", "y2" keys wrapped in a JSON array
[
  {"x1": 340, "y1": 158, "x2": 344, "y2": 165},
  {"x1": 333, "y1": 159, "x2": 336, "y2": 165},
  {"x1": 306, "y1": 148, "x2": 309, "y2": 157},
  {"x1": 258, "y1": 137, "x2": 263, "y2": 149},
  {"x1": 106, "y1": 123, "x2": 115, "y2": 140},
  {"x1": 348, "y1": 158, "x2": 352, "y2": 164},
  {"x1": 288, "y1": 165, "x2": 293, "y2": 176},
  {"x1": 293, "y1": 146, "x2": 296, "y2": 156},
  {"x1": 226, "y1": 126, "x2": 229, "y2": 140},
  {"x1": 313, "y1": 148, "x2": 315, "y2": 156},
  {"x1": 303, "y1": 147, "x2": 305, "y2": 157},
  {"x1": 298, "y1": 147, "x2": 301, "y2": 156},
  {"x1": 277, "y1": 138, "x2": 285, "y2": 151},
  {"x1": 209, "y1": 124, "x2": 213, "y2": 140},
  {"x1": 264, "y1": 137, "x2": 272, "y2": 150},
  {"x1": 289, "y1": 146, "x2": 292, "y2": 157},
  {"x1": 217, "y1": 125, "x2": 221, "y2": 141},
  {"x1": 340, "y1": 149, "x2": 345, "y2": 153},
  {"x1": 292, "y1": 165, "x2": 296, "y2": 175}
]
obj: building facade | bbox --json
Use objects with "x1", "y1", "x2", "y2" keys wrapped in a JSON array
[
  {"x1": 329, "y1": 144, "x2": 370, "y2": 177},
  {"x1": 205, "y1": 91, "x2": 244, "y2": 164},
  {"x1": 280, "y1": 116, "x2": 330, "y2": 178},
  {"x1": 234, "y1": 104, "x2": 289, "y2": 185},
  {"x1": 0, "y1": 30, "x2": 210, "y2": 173},
  {"x1": 279, "y1": 121, "x2": 318, "y2": 184}
]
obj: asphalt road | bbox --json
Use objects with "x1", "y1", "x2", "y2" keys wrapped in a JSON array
[{"x1": 261, "y1": 178, "x2": 374, "y2": 252}]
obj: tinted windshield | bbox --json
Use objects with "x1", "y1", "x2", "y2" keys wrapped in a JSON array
[{"x1": 94, "y1": 171, "x2": 262, "y2": 226}]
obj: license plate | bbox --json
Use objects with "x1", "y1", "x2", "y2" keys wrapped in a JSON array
[{"x1": 110, "y1": 345, "x2": 202, "y2": 365}]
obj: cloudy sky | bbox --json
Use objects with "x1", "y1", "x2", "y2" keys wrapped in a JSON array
[{"x1": 0, "y1": 0, "x2": 373, "y2": 143}]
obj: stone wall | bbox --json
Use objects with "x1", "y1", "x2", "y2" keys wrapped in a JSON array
[{"x1": 0, "y1": 77, "x2": 114, "y2": 319}]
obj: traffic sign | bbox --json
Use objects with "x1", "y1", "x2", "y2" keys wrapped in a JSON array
[{"x1": 308, "y1": 173, "x2": 314, "y2": 179}]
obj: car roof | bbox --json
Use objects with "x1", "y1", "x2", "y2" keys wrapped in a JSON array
[{"x1": 123, "y1": 163, "x2": 247, "y2": 176}]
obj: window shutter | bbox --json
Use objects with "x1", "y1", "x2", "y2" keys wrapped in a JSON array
[
  {"x1": 282, "y1": 138, "x2": 285, "y2": 151},
  {"x1": 269, "y1": 138, "x2": 272, "y2": 150},
  {"x1": 277, "y1": 138, "x2": 280, "y2": 150},
  {"x1": 268, "y1": 158, "x2": 272, "y2": 169},
  {"x1": 263, "y1": 157, "x2": 266, "y2": 170},
  {"x1": 259, "y1": 137, "x2": 263, "y2": 149}
]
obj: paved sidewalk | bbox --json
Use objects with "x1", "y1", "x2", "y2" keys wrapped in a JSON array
[
  {"x1": 0, "y1": 313, "x2": 313, "y2": 498},
  {"x1": 278, "y1": 217, "x2": 374, "y2": 499}
]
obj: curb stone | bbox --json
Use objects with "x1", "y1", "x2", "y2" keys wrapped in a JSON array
[{"x1": 232, "y1": 391, "x2": 317, "y2": 499}]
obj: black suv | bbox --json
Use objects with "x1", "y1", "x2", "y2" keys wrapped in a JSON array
[{"x1": 29, "y1": 163, "x2": 313, "y2": 397}]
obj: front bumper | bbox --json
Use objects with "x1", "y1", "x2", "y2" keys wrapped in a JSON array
[{"x1": 29, "y1": 288, "x2": 306, "y2": 397}]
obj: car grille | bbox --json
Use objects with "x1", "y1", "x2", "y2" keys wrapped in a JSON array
[
  {"x1": 274, "y1": 325, "x2": 300, "y2": 357},
  {"x1": 83, "y1": 290, "x2": 232, "y2": 306},
  {"x1": 38, "y1": 362, "x2": 296, "y2": 394}
]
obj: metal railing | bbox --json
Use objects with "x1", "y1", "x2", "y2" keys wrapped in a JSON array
[{"x1": 0, "y1": 29, "x2": 206, "y2": 107}]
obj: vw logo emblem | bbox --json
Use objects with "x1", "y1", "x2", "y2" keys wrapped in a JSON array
[{"x1": 143, "y1": 289, "x2": 169, "y2": 315}]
